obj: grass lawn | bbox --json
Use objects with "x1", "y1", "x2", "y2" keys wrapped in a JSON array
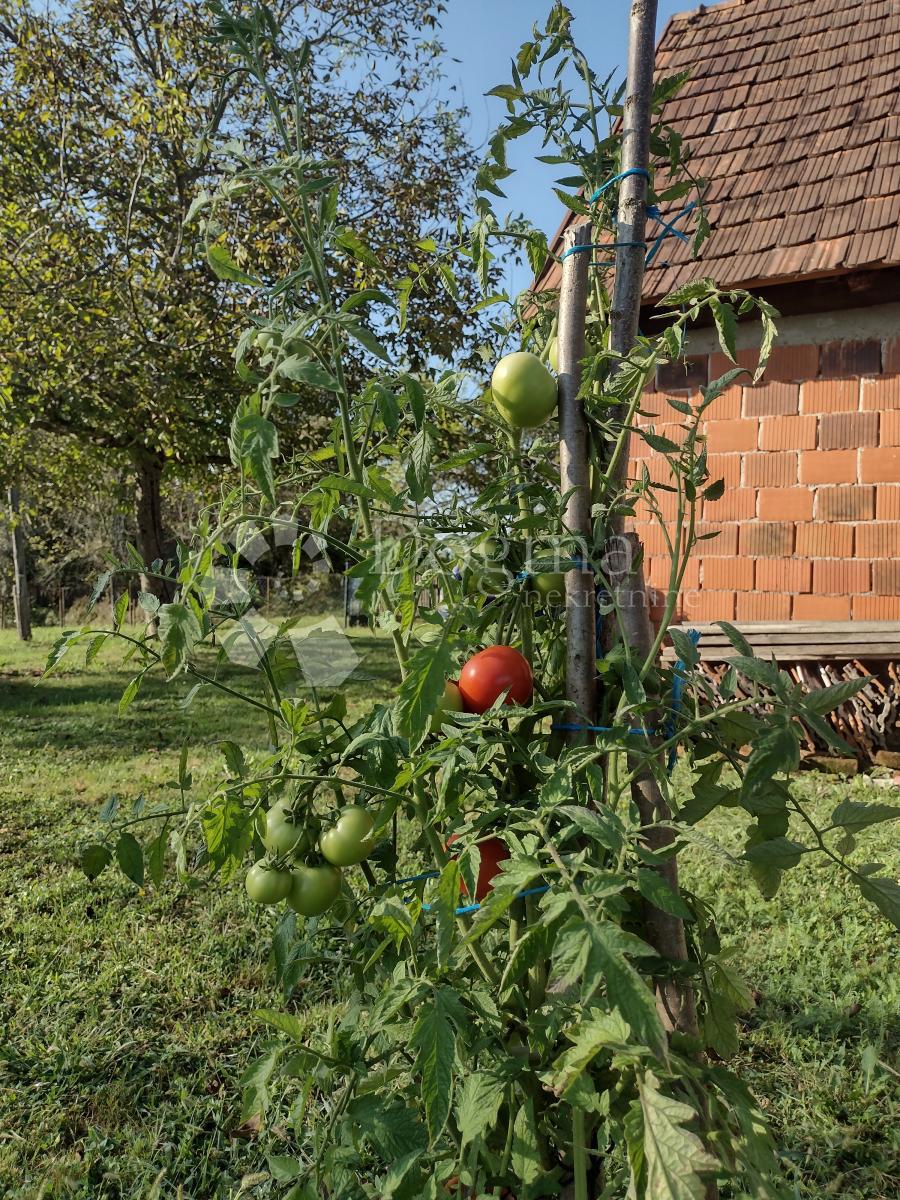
[{"x1": 0, "y1": 626, "x2": 897, "y2": 1198}]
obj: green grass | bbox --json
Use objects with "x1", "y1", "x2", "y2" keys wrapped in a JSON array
[{"x1": 0, "y1": 628, "x2": 897, "y2": 1198}]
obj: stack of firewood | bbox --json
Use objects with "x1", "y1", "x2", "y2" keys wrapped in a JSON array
[{"x1": 697, "y1": 659, "x2": 900, "y2": 765}]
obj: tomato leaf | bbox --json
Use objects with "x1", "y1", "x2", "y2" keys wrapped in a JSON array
[
  {"x1": 410, "y1": 988, "x2": 457, "y2": 1143},
  {"x1": 157, "y1": 603, "x2": 202, "y2": 679},
  {"x1": 80, "y1": 842, "x2": 112, "y2": 881},
  {"x1": 638, "y1": 1070, "x2": 719, "y2": 1199},
  {"x1": 457, "y1": 1069, "x2": 508, "y2": 1147},
  {"x1": 207, "y1": 243, "x2": 260, "y2": 286},
  {"x1": 858, "y1": 875, "x2": 900, "y2": 929},
  {"x1": 115, "y1": 831, "x2": 144, "y2": 886},
  {"x1": 393, "y1": 634, "x2": 452, "y2": 743}
]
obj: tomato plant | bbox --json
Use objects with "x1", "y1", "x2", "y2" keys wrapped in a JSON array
[{"x1": 50, "y1": 5, "x2": 900, "y2": 1198}]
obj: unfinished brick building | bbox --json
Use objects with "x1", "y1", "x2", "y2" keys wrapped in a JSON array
[{"x1": 544, "y1": 0, "x2": 900, "y2": 628}]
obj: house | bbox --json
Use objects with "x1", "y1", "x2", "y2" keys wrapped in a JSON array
[{"x1": 542, "y1": 0, "x2": 900, "y2": 629}]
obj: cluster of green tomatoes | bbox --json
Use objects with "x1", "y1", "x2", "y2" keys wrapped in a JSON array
[{"x1": 245, "y1": 802, "x2": 375, "y2": 915}]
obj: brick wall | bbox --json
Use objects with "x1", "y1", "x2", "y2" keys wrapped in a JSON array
[{"x1": 629, "y1": 334, "x2": 900, "y2": 623}]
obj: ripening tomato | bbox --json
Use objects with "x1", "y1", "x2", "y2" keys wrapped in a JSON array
[
  {"x1": 458, "y1": 645, "x2": 533, "y2": 713},
  {"x1": 447, "y1": 834, "x2": 509, "y2": 901},
  {"x1": 288, "y1": 863, "x2": 342, "y2": 916},
  {"x1": 245, "y1": 862, "x2": 293, "y2": 905},
  {"x1": 319, "y1": 805, "x2": 375, "y2": 867},
  {"x1": 431, "y1": 681, "x2": 465, "y2": 732},
  {"x1": 490, "y1": 351, "x2": 557, "y2": 429}
]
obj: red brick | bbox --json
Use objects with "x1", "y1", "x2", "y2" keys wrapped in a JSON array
[
  {"x1": 861, "y1": 376, "x2": 900, "y2": 410},
  {"x1": 757, "y1": 488, "x2": 814, "y2": 521},
  {"x1": 736, "y1": 592, "x2": 792, "y2": 621},
  {"x1": 705, "y1": 419, "x2": 758, "y2": 453},
  {"x1": 884, "y1": 336, "x2": 900, "y2": 376},
  {"x1": 744, "y1": 452, "x2": 799, "y2": 487},
  {"x1": 682, "y1": 590, "x2": 736, "y2": 622},
  {"x1": 743, "y1": 381, "x2": 800, "y2": 418},
  {"x1": 759, "y1": 415, "x2": 817, "y2": 451},
  {"x1": 763, "y1": 343, "x2": 820, "y2": 383},
  {"x1": 813, "y1": 560, "x2": 871, "y2": 594},
  {"x1": 703, "y1": 488, "x2": 757, "y2": 521},
  {"x1": 739, "y1": 522, "x2": 795, "y2": 556},
  {"x1": 707, "y1": 454, "x2": 742, "y2": 489},
  {"x1": 818, "y1": 411, "x2": 879, "y2": 449},
  {"x1": 875, "y1": 486, "x2": 900, "y2": 519},
  {"x1": 860, "y1": 447, "x2": 900, "y2": 483},
  {"x1": 795, "y1": 523, "x2": 855, "y2": 557},
  {"x1": 638, "y1": 391, "x2": 674, "y2": 421},
  {"x1": 709, "y1": 347, "x2": 758, "y2": 381},
  {"x1": 855, "y1": 523, "x2": 900, "y2": 557},
  {"x1": 701, "y1": 558, "x2": 754, "y2": 590},
  {"x1": 694, "y1": 523, "x2": 739, "y2": 556},
  {"x1": 853, "y1": 595, "x2": 900, "y2": 619},
  {"x1": 815, "y1": 486, "x2": 875, "y2": 521},
  {"x1": 702, "y1": 385, "x2": 742, "y2": 422},
  {"x1": 819, "y1": 340, "x2": 882, "y2": 378},
  {"x1": 801, "y1": 378, "x2": 859, "y2": 413},
  {"x1": 799, "y1": 450, "x2": 858, "y2": 485},
  {"x1": 632, "y1": 523, "x2": 668, "y2": 556},
  {"x1": 873, "y1": 561, "x2": 900, "y2": 595},
  {"x1": 883, "y1": 411, "x2": 900, "y2": 446},
  {"x1": 792, "y1": 595, "x2": 852, "y2": 620},
  {"x1": 755, "y1": 558, "x2": 811, "y2": 592}
]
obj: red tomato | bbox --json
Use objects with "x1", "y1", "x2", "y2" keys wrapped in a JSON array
[
  {"x1": 447, "y1": 834, "x2": 509, "y2": 901},
  {"x1": 457, "y1": 645, "x2": 533, "y2": 714}
]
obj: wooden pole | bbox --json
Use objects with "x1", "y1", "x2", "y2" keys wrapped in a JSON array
[
  {"x1": 557, "y1": 222, "x2": 596, "y2": 731},
  {"x1": 7, "y1": 485, "x2": 32, "y2": 642}
]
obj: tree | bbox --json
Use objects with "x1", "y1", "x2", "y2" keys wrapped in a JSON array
[{"x1": 0, "y1": 0, "x2": 481, "y2": 603}]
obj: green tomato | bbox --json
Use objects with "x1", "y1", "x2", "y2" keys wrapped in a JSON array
[
  {"x1": 320, "y1": 805, "x2": 376, "y2": 867},
  {"x1": 288, "y1": 863, "x2": 342, "y2": 916},
  {"x1": 530, "y1": 571, "x2": 566, "y2": 604},
  {"x1": 464, "y1": 563, "x2": 510, "y2": 597},
  {"x1": 547, "y1": 337, "x2": 558, "y2": 373},
  {"x1": 245, "y1": 862, "x2": 293, "y2": 905},
  {"x1": 490, "y1": 351, "x2": 558, "y2": 429},
  {"x1": 263, "y1": 800, "x2": 307, "y2": 856},
  {"x1": 431, "y1": 680, "x2": 464, "y2": 733}
]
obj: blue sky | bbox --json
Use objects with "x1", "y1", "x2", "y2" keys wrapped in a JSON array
[{"x1": 436, "y1": 0, "x2": 687, "y2": 289}]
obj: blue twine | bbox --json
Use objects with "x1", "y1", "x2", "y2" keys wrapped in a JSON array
[
  {"x1": 559, "y1": 169, "x2": 694, "y2": 272},
  {"x1": 560, "y1": 239, "x2": 646, "y2": 262},
  {"x1": 422, "y1": 884, "x2": 550, "y2": 916},
  {"x1": 645, "y1": 201, "x2": 696, "y2": 267},
  {"x1": 588, "y1": 167, "x2": 650, "y2": 204}
]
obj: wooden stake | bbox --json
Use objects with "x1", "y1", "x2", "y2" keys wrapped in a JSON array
[{"x1": 557, "y1": 222, "x2": 596, "y2": 732}]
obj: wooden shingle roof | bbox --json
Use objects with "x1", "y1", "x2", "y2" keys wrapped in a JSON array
[{"x1": 541, "y1": 0, "x2": 900, "y2": 302}]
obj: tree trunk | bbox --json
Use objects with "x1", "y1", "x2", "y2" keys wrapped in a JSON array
[
  {"x1": 132, "y1": 449, "x2": 173, "y2": 615},
  {"x1": 7, "y1": 485, "x2": 32, "y2": 641}
]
